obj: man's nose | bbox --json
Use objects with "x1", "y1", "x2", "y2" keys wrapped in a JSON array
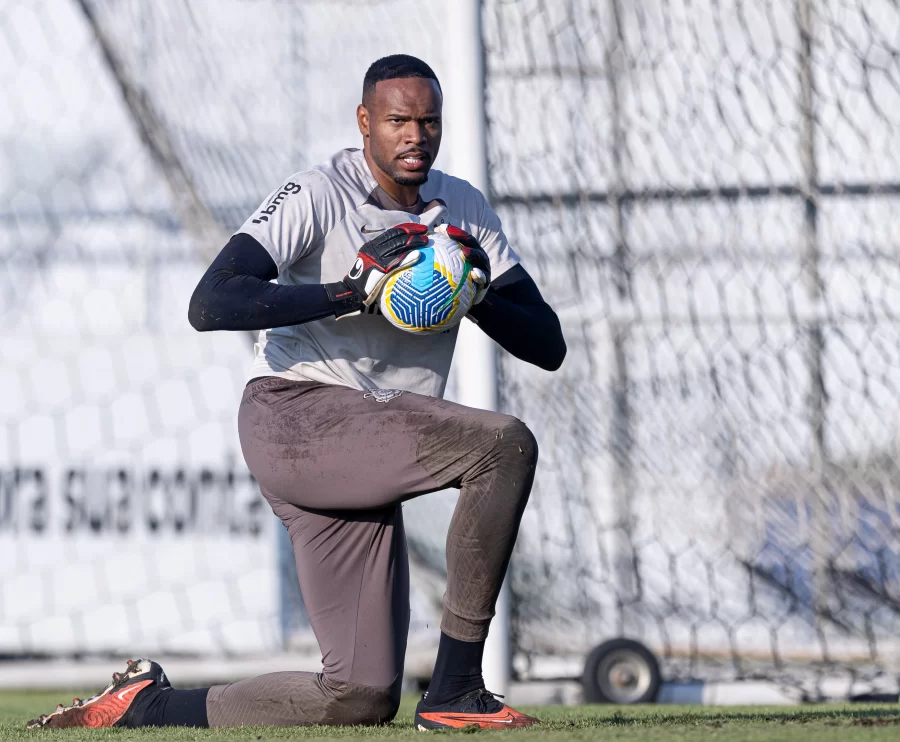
[{"x1": 404, "y1": 122, "x2": 427, "y2": 144}]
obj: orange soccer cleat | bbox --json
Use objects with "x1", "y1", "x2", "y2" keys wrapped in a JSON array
[
  {"x1": 26, "y1": 658, "x2": 168, "y2": 729},
  {"x1": 414, "y1": 688, "x2": 540, "y2": 730}
]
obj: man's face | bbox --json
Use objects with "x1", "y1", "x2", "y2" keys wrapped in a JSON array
[{"x1": 358, "y1": 77, "x2": 442, "y2": 187}]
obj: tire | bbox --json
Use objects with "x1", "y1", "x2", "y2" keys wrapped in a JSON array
[{"x1": 582, "y1": 638, "x2": 661, "y2": 704}]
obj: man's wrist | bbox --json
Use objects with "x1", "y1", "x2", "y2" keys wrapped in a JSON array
[
  {"x1": 467, "y1": 289, "x2": 496, "y2": 320},
  {"x1": 324, "y1": 281, "x2": 363, "y2": 318}
]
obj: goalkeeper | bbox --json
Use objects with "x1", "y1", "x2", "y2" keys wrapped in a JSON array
[{"x1": 29, "y1": 54, "x2": 565, "y2": 731}]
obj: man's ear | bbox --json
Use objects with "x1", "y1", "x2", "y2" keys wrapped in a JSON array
[{"x1": 357, "y1": 104, "x2": 370, "y2": 137}]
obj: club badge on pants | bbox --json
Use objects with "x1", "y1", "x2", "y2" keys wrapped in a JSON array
[{"x1": 363, "y1": 389, "x2": 404, "y2": 403}]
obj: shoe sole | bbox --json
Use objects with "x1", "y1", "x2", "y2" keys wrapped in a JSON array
[
  {"x1": 415, "y1": 714, "x2": 539, "y2": 731},
  {"x1": 417, "y1": 721, "x2": 538, "y2": 731}
]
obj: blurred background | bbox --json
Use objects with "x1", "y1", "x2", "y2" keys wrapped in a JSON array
[{"x1": 2, "y1": 0, "x2": 900, "y2": 706}]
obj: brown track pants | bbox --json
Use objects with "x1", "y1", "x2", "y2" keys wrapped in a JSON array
[{"x1": 206, "y1": 377, "x2": 537, "y2": 727}]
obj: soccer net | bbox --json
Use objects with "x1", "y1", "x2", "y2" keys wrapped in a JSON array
[
  {"x1": 486, "y1": 0, "x2": 900, "y2": 691},
  {"x1": 0, "y1": 0, "x2": 282, "y2": 657},
  {"x1": 4, "y1": 0, "x2": 900, "y2": 697},
  {"x1": 0, "y1": 0, "x2": 451, "y2": 662}
]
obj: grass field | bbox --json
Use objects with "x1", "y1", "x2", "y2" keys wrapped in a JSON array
[{"x1": 2, "y1": 692, "x2": 900, "y2": 741}]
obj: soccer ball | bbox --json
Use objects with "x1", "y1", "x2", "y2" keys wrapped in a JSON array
[{"x1": 379, "y1": 227, "x2": 479, "y2": 334}]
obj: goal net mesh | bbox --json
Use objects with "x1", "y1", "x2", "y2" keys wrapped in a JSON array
[
  {"x1": 487, "y1": 0, "x2": 900, "y2": 687},
  {"x1": 1, "y1": 0, "x2": 457, "y2": 661}
]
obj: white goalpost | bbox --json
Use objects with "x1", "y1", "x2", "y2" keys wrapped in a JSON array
[{"x1": 443, "y1": 0, "x2": 510, "y2": 699}]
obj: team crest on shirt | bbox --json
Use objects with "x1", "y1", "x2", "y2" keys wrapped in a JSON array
[{"x1": 363, "y1": 389, "x2": 404, "y2": 403}]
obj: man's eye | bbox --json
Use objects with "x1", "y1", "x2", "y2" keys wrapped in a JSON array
[{"x1": 390, "y1": 119, "x2": 403, "y2": 124}]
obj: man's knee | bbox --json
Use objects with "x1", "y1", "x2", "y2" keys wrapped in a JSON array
[
  {"x1": 498, "y1": 416, "x2": 539, "y2": 469},
  {"x1": 322, "y1": 678, "x2": 401, "y2": 726}
]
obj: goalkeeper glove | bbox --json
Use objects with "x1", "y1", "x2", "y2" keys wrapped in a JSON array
[
  {"x1": 436, "y1": 224, "x2": 491, "y2": 304},
  {"x1": 325, "y1": 222, "x2": 429, "y2": 318}
]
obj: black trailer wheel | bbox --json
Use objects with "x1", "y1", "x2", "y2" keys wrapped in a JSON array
[{"x1": 582, "y1": 638, "x2": 661, "y2": 704}]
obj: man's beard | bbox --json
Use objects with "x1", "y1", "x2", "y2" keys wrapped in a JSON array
[
  {"x1": 391, "y1": 170, "x2": 429, "y2": 187},
  {"x1": 372, "y1": 147, "x2": 430, "y2": 187}
]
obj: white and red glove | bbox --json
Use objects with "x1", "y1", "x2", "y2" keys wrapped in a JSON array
[
  {"x1": 325, "y1": 222, "x2": 429, "y2": 317},
  {"x1": 435, "y1": 224, "x2": 491, "y2": 304}
]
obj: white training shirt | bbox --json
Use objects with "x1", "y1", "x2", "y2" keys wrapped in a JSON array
[{"x1": 237, "y1": 147, "x2": 520, "y2": 398}]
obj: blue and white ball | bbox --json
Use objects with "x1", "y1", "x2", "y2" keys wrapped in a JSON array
[{"x1": 380, "y1": 229, "x2": 478, "y2": 334}]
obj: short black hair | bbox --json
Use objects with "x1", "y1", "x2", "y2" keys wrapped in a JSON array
[{"x1": 362, "y1": 54, "x2": 441, "y2": 105}]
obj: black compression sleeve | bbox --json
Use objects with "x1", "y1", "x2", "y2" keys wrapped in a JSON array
[
  {"x1": 467, "y1": 264, "x2": 566, "y2": 371},
  {"x1": 188, "y1": 233, "x2": 354, "y2": 332}
]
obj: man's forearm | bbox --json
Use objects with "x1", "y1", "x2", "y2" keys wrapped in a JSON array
[
  {"x1": 189, "y1": 270, "x2": 335, "y2": 332},
  {"x1": 468, "y1": 291, "x2": 566, "y2": 371},
  {"x1": 188, "y1": 233, "x2": 359, "y2": 332}
]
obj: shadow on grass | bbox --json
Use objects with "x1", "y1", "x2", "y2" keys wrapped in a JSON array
[{"x1": 575, "y1": 707, "x2": 900, "y2": 729}]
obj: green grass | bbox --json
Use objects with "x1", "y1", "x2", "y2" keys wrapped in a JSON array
[{"x1": 2, "y1": 691, "x2": 899, "y2": 740}]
